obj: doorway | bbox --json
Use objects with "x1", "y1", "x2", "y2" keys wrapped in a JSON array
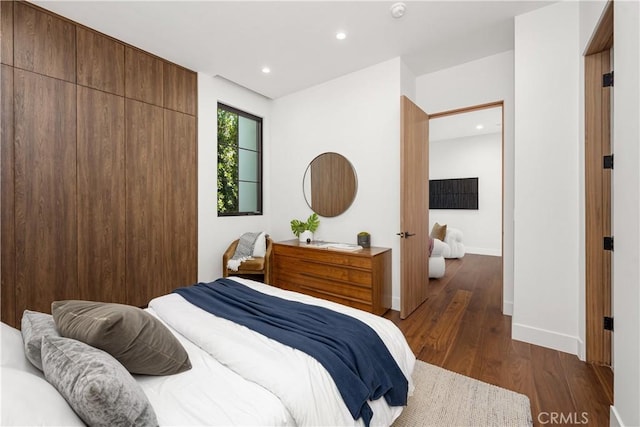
[{"x1": 428, "y1": 102, "x2": 505, "y2": 309}]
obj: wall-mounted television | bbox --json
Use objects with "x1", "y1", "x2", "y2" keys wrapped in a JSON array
[{"x1": 429, "y1": 177, "x2": 478, "y2": 210}]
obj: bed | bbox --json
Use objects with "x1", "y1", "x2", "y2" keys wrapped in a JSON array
[{"x1": 1, "y1": 277, "x2": 416, "y2": 426}]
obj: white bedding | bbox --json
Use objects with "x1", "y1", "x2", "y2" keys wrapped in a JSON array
[
  {"x1": 0, "y1": 278, "x2": 415, "y2": 426},
  {"x1": 148, "y1": 277, "x2": 416, "y2": 427}
]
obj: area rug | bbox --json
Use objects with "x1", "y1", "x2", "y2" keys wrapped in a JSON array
[{"x1": 393, "y1": 360, "x2": 533, "y2": 427}]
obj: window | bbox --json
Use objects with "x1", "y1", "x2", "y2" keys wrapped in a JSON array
[{"x1": 217, "y1": 103, "x2": 263, "y2": 216}]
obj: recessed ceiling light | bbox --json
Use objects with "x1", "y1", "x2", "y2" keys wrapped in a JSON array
[
  {"x1": 336, "y1": 31, "x2": 347, "y2": 40},
  {"x1": 261, "y1": 67, "x2": 271, "y2": 74},
  {"x1": 476, "y1": 124, "x2": 484, "y2": 130}
]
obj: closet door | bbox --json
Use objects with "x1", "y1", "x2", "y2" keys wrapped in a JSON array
[
  {"x1": 125, "y1": 99, "x2": 164, "y2": 307},
  {"x1": 13, "y1": 2, "x2": 75, "y2": 82},
  {"x1": 1, "y1": 65, "x2": 15, "y2": 326},
  {"x1": 0, "y1": 1, "x2": 13, "y2": 66},
  {"x1": 77, "y1": 27, "x2": 125, "y2": 96},
  {"x1": 164, "y1": 110, "x2": 197, "y2": 290},
  {"x1": 77, "y1": 87, "x2": 126, "y2": 303},
  {"x1": 14, "y1": 69, "x2": 77, "y2": 315}
]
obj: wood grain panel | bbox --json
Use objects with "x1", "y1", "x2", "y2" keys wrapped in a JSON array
[
  {"x1": 1, "y1": 65, "x2": 16, "y2": 326},
  {"x1": 13, "y1": 2, "x2": 75, "y2": 82},
  {"x1": 163, "y1": 110, "x2": 197, "y2": 291},
  {"x1": 585, "y1": 49, "x2": 611, "y2": 365},
  {"x1": 400, "y1": 95, "x2": 430, "y2": 319},
  {"x1": 14, "y1": 69, "x2": 77, "y2": 315},
  {"x1": 164, "y1": 62, "x2": 196, "y2": 115},
  {"x1": 77, "y1": 87, "x2": 126, "y2": 303},
  {"x1": 125, "y1": 47, "x2": 163, "y2": 107},
  {"x1": 1, "y1": 0, "x2": 13, "y2": 66},
  {"x1": 77, "y1": 27, "x2": 124, "y2": 95},
  {"x1": 125, "y1": 99, "x2": 164, "y2": 307}
]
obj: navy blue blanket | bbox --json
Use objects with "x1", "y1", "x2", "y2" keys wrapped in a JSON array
[{"x1": 174, "y1": 279, "x2": 407, "y2": 426}]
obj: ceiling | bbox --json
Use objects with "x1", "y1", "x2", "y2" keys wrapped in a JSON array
[
  {"x1": 33, "y1": 1, "x2": 553, "y2": 99},
  {"x1": 429, "y1": 106, "x2": 502, "y2": 142}
]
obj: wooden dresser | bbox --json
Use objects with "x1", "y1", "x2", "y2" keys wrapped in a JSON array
[{"x1": 272, "y1": 240, "x2": 392, "y2": 315}]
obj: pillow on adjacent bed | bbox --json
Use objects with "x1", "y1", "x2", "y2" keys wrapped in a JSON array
[
  {"x1": 52, "y1": 300, "x2": 191, "y2": 375},
  {"x1": 41, "y1": 336, "x2": 158, "y2": 427},
  {"x1": 21, "y1": 310, "x2": 61, "y2": 371}
]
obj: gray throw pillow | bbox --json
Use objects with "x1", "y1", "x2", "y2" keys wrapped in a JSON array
[
  {"x1": 21, "y1": 310, "x2": 61, "y2": 371},
  {"x1": 52, "y1": 300, "x2": 191, "y2": 375},
  {"x1": 41, "y1": 336, "x2": 158, "y2": 427}
]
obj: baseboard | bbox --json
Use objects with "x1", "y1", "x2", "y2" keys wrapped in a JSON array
[
  {"x1": 503, "y1": 300, "x2": 513, "y2": 316},
  {"x1": 576, "y1": 336, "x2": 585, "y2": 361},
  {"x1": 392, "y1": 296, "x2": 400, "y2": 312},
  {"x1": 610, "y1": 406, "x2": 624, "y2": 427},
  {"x1": 465, "y1": 246, "x2": 502, "y2": 257},
  {"x1": 512, "y1": 322, "x2": 580, "y2": 355}
]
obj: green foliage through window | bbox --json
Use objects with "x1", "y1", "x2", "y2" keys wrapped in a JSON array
[{"x1": 217, "y1": 103, "x2": 262, "y2": 215}]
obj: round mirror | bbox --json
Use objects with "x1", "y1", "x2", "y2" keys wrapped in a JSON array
[{"x1": 303, "y1": 152, "x2": 357, "y2": 217}]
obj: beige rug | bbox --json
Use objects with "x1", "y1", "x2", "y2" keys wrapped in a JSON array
[{"x1": 393, "y1": 360, "x2": 533, "y2": 427}]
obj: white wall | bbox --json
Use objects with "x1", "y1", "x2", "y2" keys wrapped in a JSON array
[
  {"x1": 429, "y1": 133, "x2": 502, "y2": 256},
  {"x1": 611, "y1": 1, "x2": 640, "y2": 425},
  {"x1": 270, "y1": 58, "x2": 404, "y2": 309},
  {"x1": 513, "y1": 1, "x2": 581, "y2": 355},
  {"x1": 415, "y1": 50, "x2": 515, "y2": 314},
  {"x1": 197, "y1": 74, "x2": 272, "y2": 282}
]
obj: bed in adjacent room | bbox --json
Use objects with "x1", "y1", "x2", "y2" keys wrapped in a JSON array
[{"x1": 1, "y1": 277, "x2": 416, "y2": 427}]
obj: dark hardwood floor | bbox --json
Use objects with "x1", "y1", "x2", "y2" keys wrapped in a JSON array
[{"x1": 385, "y1": 254, "x2": 613, "y2": 427}]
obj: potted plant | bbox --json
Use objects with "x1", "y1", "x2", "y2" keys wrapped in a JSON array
[{"x1": 290, "y1": 213, "x2": 320, "y2": 243}]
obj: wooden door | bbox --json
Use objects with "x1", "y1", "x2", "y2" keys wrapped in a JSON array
[
  {"x1": 584, "y1": 0, "x2": 613, "y2": 366},
  {"x1": 125, "y1": 99, "x2": 164, "y2": 307},
  {"x1": 164, "y1": 109, "x2": 197, "y2": 290},
  {"x1": 400, "y1": 96, "x2": 430, "y2": 319},
  {"x1": 77, "y1": 87, "x2": 126, "y2": 303},
  {"x1": 14, "y1": 69, "x2": 77, "y2": 316}
]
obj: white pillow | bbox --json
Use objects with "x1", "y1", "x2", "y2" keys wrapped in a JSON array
[
  {"x1": 1, "y1": 322, "x2": 43, "y2": 377},
  {"x1": 252, "y1": 232, "x2": 267, "y2": 258},
  {"x1": 1, "y1": 367, "x2": 84, "y2": 426}
]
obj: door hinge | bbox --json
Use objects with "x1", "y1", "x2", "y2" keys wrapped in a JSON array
[
  {"x1": 603, "y1": 154, "x2": 614, "y2": 169},
  {"x1": 603, "y1": 71, "x2": 614, "y2": 87},
  {"x1": 604, "y1": 236, "x2": 614, "y2": 251},
  {"x1": 604, "y1": 316, "x2": 614, "y2": 331}
]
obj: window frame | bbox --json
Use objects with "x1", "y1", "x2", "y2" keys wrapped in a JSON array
[{"x1": 217, "y1": 102, "x2": 263, "y2": 217}]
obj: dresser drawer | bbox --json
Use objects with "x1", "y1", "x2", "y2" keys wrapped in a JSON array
[
  {"x1": 277, "y1": 270, "x2": 373, "y2": 304},
  {"x1": 277, "y1": 255, "x2": 372, "y2": 287},
  {"x1": 274, "y1": 244, "x2": 372, "y2": 269}
]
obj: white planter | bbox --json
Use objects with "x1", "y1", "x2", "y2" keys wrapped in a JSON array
[{"x1": 299, "y1": 230, "x2": 314, "y2": 243}]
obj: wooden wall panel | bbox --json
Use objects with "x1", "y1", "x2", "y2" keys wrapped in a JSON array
[
  {"x1": 1, "y1": 0, "x2": 13, "y2": 66},
  {"x1": 164, "y1": 62, "x2": 196, "y2": 115},
  {"x1": 77, "y1": 87, "x2": 126, "y2": 303},
  {"x1": 125, "y1": 47, "x2": 163, "y2": 107},
  {"x1": 13, "y1": 2, "x2": 75, "y2": 83},
  {"x1": 1, "y1": 65, "x2": 16, "y2": 326},
  {"x1": 14, "y1": 69, "x2": 77, "y2": 316},
  {"x1": 126, "y1": 99, "x2": 164, "y2": 307},
  {"x1": 164, "y1": 110, "x2": 197, "y2": 291},
  {"x1": 77, "y1": 27, "x2": 125, "y2": 96}
]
